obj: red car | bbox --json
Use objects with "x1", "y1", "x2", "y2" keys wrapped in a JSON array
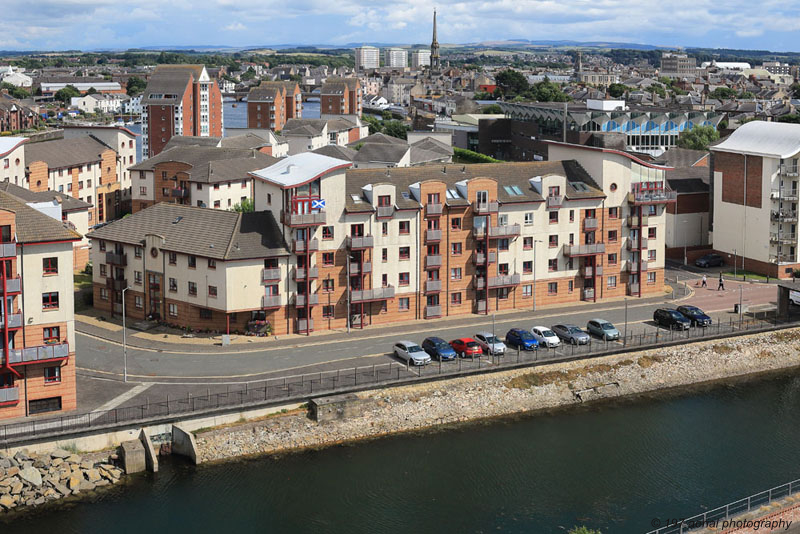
[{"x1": 450, "y1": 338, "x2": 483, "y2": 358}]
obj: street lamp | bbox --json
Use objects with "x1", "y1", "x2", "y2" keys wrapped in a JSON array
[
  {"x1": 121, "y1": 285, "x2": 132, "y2": 383},
  {"x1": 532, "y1": 239, "x2": 544, "y2": 312}
]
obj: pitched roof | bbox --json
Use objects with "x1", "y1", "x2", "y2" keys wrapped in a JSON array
[
  {"x1": 656, "y1": 147, "x2": 709, "y2": 168},
  {"x1": 0, "y1": 137, "x2": 26, "y2": 159},
  {"x1": 312, "y1": 145, "x2": 357, "y2": 161},
  {"x1": 0, "y1": 191, "x2": 81, "y2": 244},
  {"x1": 352, "y1": 143, "x2": 409, "y2": 164},
  {"x1": 248, "y1": 82, "x2": 284, "y2": 101},
  {"x1": 141, "y1": 65, "x2": 204, "y2": 105},
  {"x1": 348, "y1": 132, "x2": 406, "y2": 147},
  {"x1": 87, "y1": 203, "x2": 289, "y2": 260},
  {"x1": 0, "y1": 181, "x2": 91, "y2": 212},
  {"x1": 24, "y1": 136, "x2": 109, "y2": 169},
  {"x1": 712, "y1": 121, "x2": 800, "y2": 158},
  {"x1": 283, "y1": 119, "x2": 327, "y2": 136},
  {"x1": 129, "y1": 146, "x2": 277, "y2": 184},
  {"x1": 163, "y1": 136, "x2": 222, "y2": 151}
]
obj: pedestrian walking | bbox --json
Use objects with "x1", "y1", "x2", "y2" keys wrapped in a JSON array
[
  {"x1": 701, "y1": 274, "x2": 707, "y2": 288},
  {"x1": 717, "y1": 273, "x2": 724, "y2": 291}
]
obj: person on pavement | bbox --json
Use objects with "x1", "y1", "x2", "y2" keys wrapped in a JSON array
[
  {"x1": 701, "y1": 274, "x2": 707, "y2": 288},
  {"x1": 717, "y1": 273, "x2": 724, "y2": 291}
]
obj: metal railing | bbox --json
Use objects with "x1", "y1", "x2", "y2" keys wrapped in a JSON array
[
  {"x1": 779, "y1": 164, "x2": 799, "y2": 177},
  {"x1": 261, "y1": 268, "x2": 280, "y2": 282},
  {"x1": 425, "y1": 279, "x2": 442, "y2": 293},
  {"x1": 294, "y1": 294, "x2": 319, "y2": 307},
  {"x1": 0, "y1": 387, "x2": 18, "y2": 403},
  {"x1": 424, "y1": 305, "x2": 441, "y2": 318},
  {"x1": 488, "y1": 274, "x2": 521, "y2": 288},
  {"x1": 425, "y1": 255, "x2": 442, "y2": 268},
  {"x1": 627, "y1": 237, "x2": 649, "y2": 251},
  {"x1": 294, "y1": 267, "x2": 319, "y2": 280},
  {"x1": 425, "y1": 229, "x2": 442, "y2": 243},
  {"x1": 583, "y1": 217, "x2": 598, "y2": 230},
  {"x1": 293, "y1": 239, "x2": 319, "y2": 253},
  {"x1": 261, "y1": 295, "x2": 281, "y2": 308},
  {"x1": 351, "y1": 286, "x2": 395, "y2": 303},
  {"x1": 0, "y1": 243, "x2": 16, "y2": 259},
  {"x1": 1, "y1": 314, "x2": 22, "y2": 329},
  {"x1": 105, "y1": 252, "x2": 127, "y2": 266},
  {"x1": 346, "y1": 235, "x2": 374, "y2": 249},
  {"x1": 488, "y1": 224, "x2": 521, "y2": 238},
  {"x1": 582, "y1": 266, "x2": 603, "y2": 277},
  {"x1": 769, "y1": 232, "x2": 797, "y2": 243},
  {"x1": 283, "y1": 211, "x2": 326, "y2": 226},
  {"x1": 770, "y1": 188, "x2": 799, "y2": 201},
  {"x1": 0, "y1": 278, "x2": 21, "y2": 294},
  {"x1": 349, "y1": 262, "x2": 372, "y2": 275},
  {"x1": 8, "y1": 343, "x2": 69, "y2": 365},
  {"x1": 474, "y1": 251, "x2": 497, "y2": 264},
  {"x1": 582, "y1": 288, "x2": 595, "y2": 300},
  {"x1": 376, "y1": 206, "x2": 394, "y2": 218},
  {"x1": 564, "y1": 243, "x2": 606, "y2": 256},
  {"x1": 627, "y1": 215, "x2": 649, "y2": 227},
  {"x1": 426, "y1": 203, "x2": 443, "y2": 216},
  {"x1": 546, "y1": 195, "x2": 563, "y2": 208},
  {"x1": 629, "y1": 189, "x2": 677, "y2": 204},
  {"x1": 473, "y1": 201, "x2": 499, "y2": 214}
]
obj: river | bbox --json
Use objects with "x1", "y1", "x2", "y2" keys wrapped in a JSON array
[{"x1": 5, "y1": 371, "x2": 800, "y2": 533}]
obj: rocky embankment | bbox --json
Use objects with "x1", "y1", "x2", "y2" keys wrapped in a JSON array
[
  {"x1": 0, "y1": 449, "x2": 123, "y2": 512},
  {"x1": 196, "y1": 328, "x2": 800, "y2": 463}
]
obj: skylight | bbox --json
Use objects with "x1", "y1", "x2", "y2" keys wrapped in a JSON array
[{"x1": 503, "y1": 185, "x2": 524, "y2": 196}]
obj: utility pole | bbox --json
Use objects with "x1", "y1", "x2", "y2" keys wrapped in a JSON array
[
  {"x1": 122, "y1": 286, "x2": 132, "y2": 383},
  {"x1": 623, "y1": 297, "x2": 628, "y2": 346},
  {"x1": 733, "y1": 248, "x2": 737, "y2": 279}
]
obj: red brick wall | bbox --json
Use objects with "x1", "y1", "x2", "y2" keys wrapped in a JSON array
[
  {"x1": 717, "y1": 151, "x2": 763, "y2": 207},
  {"x1": 146, "y1": 104, "x2": 175, "y2": 157},
  {"x1": 208, "y1": 79, "x2": 223, "y2": 137},
  {"x1": 27, "y1": 161, "x2": 49, "y2": 192}
]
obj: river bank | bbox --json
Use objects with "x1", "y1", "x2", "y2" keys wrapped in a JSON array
[{"x1": 195, "y1": 327, "x2": 800, "y2": 462}]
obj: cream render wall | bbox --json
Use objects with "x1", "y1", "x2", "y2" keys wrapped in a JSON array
[
  {"x1": 0, "y1": 144, "x2": 25, "y2": 185},
  {"x1": 132, "y1": 170, "x2": 154, "y2": 204}
]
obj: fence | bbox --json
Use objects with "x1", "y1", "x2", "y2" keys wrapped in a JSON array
[{"x1": 0, "y1": 314, "x2": 795, "y2": 445}]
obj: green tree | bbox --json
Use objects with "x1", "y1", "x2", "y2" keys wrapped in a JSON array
[
  {"x1": 231, "y1": 198, "x2": 255, "y2": 213},
  {"x1": 495, "y1": 69, "x2": 529, "y2": 97},
  {"x1": 126, "y1": 76, "x2": 147, "y2": 96},
  {"x1": 240, "y1": 67, "x2": 257, "y2": 82},
  {"x1": 482, "y1": 104, "x2": 503, "y2": 114},
  {"x1": 0, "y1": 82, "x2": 30, "y2": 100},
  {"x1": 676, "y1": 125, "x2": 720, "y2": 150},
  {"x1": 54, "y1": 85, "x2": 81, "y2": 105},
  {"x1": 607, "y1": 83, "x2": 626, "y2": 98},
  {"x1": 778, "y1": 114, "x2": 800, "y2": 124},
  {"x1": 709, "y1": 87, "x2": 737, "y2": 100},
  {"x1": 648, "y1": 84, "x2": 666, "y2": 98},
  {"x1": 528, "y1": 78, "x2": 571, "y2": 102},
  {"x1": 382, "y1": 120, "x2": 408, "y2": 140},
  {"x1": 739, "y1": 91, "x2": 755, "y2": 99},
  {"x1": 792, "y1": 82, "x2": 800, "y2": 99},
  {"x1": 86, "y1": 87, "x2": 98, "y2": 95}
]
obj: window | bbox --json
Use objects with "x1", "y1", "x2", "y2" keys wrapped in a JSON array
[
  {"x1": 608, "y1": 230, "x2": 618, "y2": 243},
  {"x1": 322, "y1": 226, "x2": 334, "y2": 240},
  {"x1": 648, "y1": 249, "x2": 657, "y2": 261},
  {"x1": 213, "y1": 184, "x2": 220, "y2": 191},
  {"x1": 43, "y1": 326, "x2": 60, "y2": 342},
  {"x1": 134, "y1": 246, "x2": 142, "y2": 258},
  {"x1": 200, "y1": 308, "x2": 212, "y2": 319},
  {"x1": 568, "y1": 280, "x2": 574, "y2": 293},
  {"x1": 523, "y1": 237, "x2": 533, "y2": 250},
  {"x1": 206, "y1": 259, "x2": 216, "y2": 270},
  {"x1": 169, "y1": 252, "x2": 177, "y2": 265},
  {"x1": 99, "y1": 241, "x2": 106, "y2": 252},
  {"x1": 168, "y1": 303, "x2": 178, "y2": 317},
  {"x1": 608, "y1": 275, "x2": 617, "y2": 288},
  {"x1": 188, "y1": 282, "x2": 197, "y2": 296},
  {"x1": 198, "y1": 184, "x2": 204, "y2": 191},
  {"x1": 399, "y1": 272, "x2": 410, "y2": 286},
  {"x1": 100, "y1": 288, "x2": 108, "y2": 300},
  {"x1": 451, "y1": 267, "x2": 462, "y2": 280},
  {"x1": 648, "y1": 272, "x2": 657, "y2": 284},
  {"x1": 523, "y1": 261, "x2": 533, "y2": 274},
  {"x1": 648, "y1": 227, "x2": 657, "y2": 239},
  {"x1": 208, "y1": 285, "x2": 218, "y2": 298},
  {"x1": 608, "y1": 253, "x2": 618, "y2": 265},
  {"x1": 548, "y1": 235, "x2": 558, "y2": 248},
  {"x1": 498, "y1": 238, "x2": 509, "y2": 251},
  {"x1": 241, "y1": 179, "x2": 248, "y2": 189},
  {"x1": 608, "y1": 207, "x2": 619, "y2": 219},
  {"x1": 322, "y1": 252, "x2": 334, "y2": 266},
  {"x1": 169, "y1": 278, "x2": 177, "y2": 292},
  {"x1": 451, "y1": 242, "x2": 462, "y2": 256},
  {"x1": 42, "y1": 292, "x2": 59, "y2": 310},
  {"x1": 322, "y1": 279, "x2": 335, "y2": 292},
  {"x1": 382, "y1": 248, "x2": 388, "y2": 262},
  {"x1": 398, "y1": 297, "x2": 410, "y2": 311},
  {"x1": 139, "y1": 186, "x2": 147, "y2": 195},
  {"x1": 214, "y1": 200, "x2": 221, "y2": 209},
  {"x1": 43, "y1": 257, "x2": 58, "y2": 274},
  {"x1": 648, "y1": 205, "x2": 657, "y2": 216},
  {"x1": 548, "y1": 282, "x2": 558, "y2": 295},
  {"x1": 549, "y1": 211, "x2": 558, "y2": 224},
  {"x1": 451, "y1": 217, "x2": 462, "y2": 231},
  {"x1": 378, "y1": 195, "x2": 391, "y2": 207},
  {"x1": 134, "y1": 271, "x2": 142, "y2": 285},
  {"x1": 523, "y1": 285, "x2": 532, "y2": 297},
  {"x1": 134, "y1": 295, "x2": 143, "y2": 309},
  {"x1": 382, "y1": 222, "x2": 388, "y2": 236},
  {"x1": 379, "y1": 301, "x2": 388, "y2": 314},
  {"x1": 322, "y1": 305, "x2": 335, "y2": 319},
  {"x1": 44, "y1": 366, "x2": 61, "y2": 384},
  {"x1": 548, "y1": 259, "x2": 558, "y2": 272},
  {"x1": 498, "y1": 288, "x2": 510, "y2": 300},
  {"x1": 188, "y1": 255, "x2": 196, "y2": 269},
  {"x1": 399, "y1": 247, "x2": 410, "y2": 260},
  {"x1": 99, "y1": 264, "x2": 107, "y2": 277},
  {"x1": 399, "y1": 221, "x2": 410, "y2": 234},
  {"x1": 569, "y1": 210, "x2": 574, "y2": 223},
  {"x1": 524, "y1": 212, "x2": 533, "y2": 225},
  {"x1": 451, "y1": 292, "x2": 462, "y2": 305}
]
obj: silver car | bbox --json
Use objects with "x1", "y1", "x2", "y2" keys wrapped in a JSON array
[
  {"x1": 474, "y1": 332, "x2": 507, "y2": 355},
  {"x1": 551, "y1": 324, "x2": 590, "y2": 345},
  {"x1": 393, "y1": 341, "x2": 431, "y2": 366}
]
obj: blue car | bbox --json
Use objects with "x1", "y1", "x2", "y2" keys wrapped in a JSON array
[
  {"x1": 422, "y1": 337, "x2": 457, "y2": 361},
  {"x1": 505, "y1": 328, "x2": 539, "y2": 351},
  {"x1": 677, "y1": 305, "x2": 713, "y2": 327}
]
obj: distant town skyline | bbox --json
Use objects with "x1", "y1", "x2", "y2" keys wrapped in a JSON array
[{"x1": 2, "y1": 0, "x2": 800, "y2": 53}]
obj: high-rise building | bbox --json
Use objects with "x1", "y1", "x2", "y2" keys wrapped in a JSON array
[
  {"x1": 411, "y1": 50, "x2": 431, "y2": 69},
  {"x1": 384, "y1": 48, "x2": 407, "y2": 68},
  {"x1": 320, "y1": 78, "x2": 362, "y2": 117},
  {"x1": 660, "y1": 52, "x2": 697, "y2": 78},
  {"x1": 140, "y1": 65, "x2": 223, "y2": 158},
  {"x1": 355, "y1": 46, "x2": 380, "y2": 72},
  {"x1": 430, "y1": 9, "x2": 441, "y2": 71}
]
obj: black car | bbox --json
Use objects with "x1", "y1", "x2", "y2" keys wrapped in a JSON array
[
  {"x1": 695, "y1": 253, "x2": 724, "y2": 268},
  {"x1": 677, "y1": 305, "x2": 712, "y2": 327},
  {"x1": 653, "y1": 308, "x2": 691, "y2": 330}
]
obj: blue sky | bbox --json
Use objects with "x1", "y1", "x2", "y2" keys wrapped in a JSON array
[{"x1": 2, "y1": 0, "x2": 800, "y2": 52}]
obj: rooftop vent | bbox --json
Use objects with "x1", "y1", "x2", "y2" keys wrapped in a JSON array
[{"x1": 172, "y1": 216, "x2": 183, "y2": 224}]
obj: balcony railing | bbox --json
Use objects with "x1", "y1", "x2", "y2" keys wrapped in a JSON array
[
  {"x1": 106, "y1": 278, "x2": 128, "y2": 291},
  {"x1": 261, "y1": 294, "x2": 282, "y2": 308},
  {"x1": 346, "y1": 235, "x2": 374, "y2": 249},
  {"x1": 425, "y1": 305, "x2": 442, "y2": 318},
  {"x1": 294, "y1": 294, "x2": 319, "y2": 307},
  {"x1": 296, "y1": 319, "x2": 314, "y2": 333},
  {"x1": 376, "y1": 206, "x2": 394, "y2": 219},
  {"x1": 171, "y1": 188, "x2": 189, "y2": 199},
  {"x1": 425, "y1": 255, "x2": 442, "y2": 268},
  {"x1": 349, "y1": 262, "x2": 372, "y2": 275},
  {"x1": 628, "y1": 283, "x2": 640, "y2": 295},
  {"x1": 0, "y1": 278, "x2": 21, "y2": 294},
  {"x1": 770, "y1": 254, "x2": 795, "y2": 264},
  {"x1": 488, "y1": 224, "x2": 521, "y2": 238},
  {"x1": 426, "y1": 203, "x2": 443, "y2": 217},
  {"x1": 582, "y1": 288, "x2": 595, "y2": 301},
  {"x1": 8, "y1": 343, "x2": 69, "y2": 366},
  {"x1": 770, "y1": 188, "x2": 799, "y2": 201},
  {"x1": 546, "y1": 195, "x2": 563, "y2": 209},
  {"x1": 488, "y1": 274, "x2": 521, "y2": 288},
  {"x1": 583, "y1": 217, "x2": 598, "y2": 230},
  {"x1": 772, "y1": 211, "x2": 798, "y2": 223},
  {"x1": 641, "y1": 260, "x2": 650, "y2": 271},
  {"x1": 627, "y1": 215, "x2": 649, "y2": 228},
  {"x1": 425, "y1": 279, "x2": 442, "y2": 293},
  {"x1": 473, "y1": 251, "x2": 497, "y2": 264},
  {"x1": 563, "y1": 243, "x2": 605, "y2": 256},
  {"x1": 473, "y1": 201, "x2": 499, "y2": 214},
  {"x1": 0, "y1": 243, "x2": 15, "y2": 258},
  {"x1": 582, "y1": 265, "x2": 603, "y2": 277},
  {"x1": 261, "y1": 268, "x2": 280, "y2": 282},
  {"x1": 351, "y1": 286, "x2": 395, "y2": 303},
  {"x1": 770, "y1": 233, "x2": 797, "y2": 244},
  {"x1": 105, "y1": 252, "x2": 127, "y2": 266},
  {"x1": 627, "y1": 261, "x2": 640, "y2": 273},
  {"x1": 780, "y1": 164, "x2": 799, "y2": 177},
  {"x1": 294, "y1": 267, "x2": 319, "y2": 280},
  {"x1": 0, "y1": 387, "x2": 18, "y2": 404},
  {"x1": 282, "y1": 210, "x2": 326, "y2": 227},
  {"x1": 627, "y1": 238, "x2": 649, "y2": 251},
  {"x1": 477, "y1": 301, "x2": 487, "y2": 313},
  {"x1": 293, "y1": 239, "x2": 319, "y2": 253},
  {"x1": 628, "y1": 189, "x2": 677, "y2": 204},
  {"x1": 425, "y1": 229, "x2": 442, "y2": 243}
]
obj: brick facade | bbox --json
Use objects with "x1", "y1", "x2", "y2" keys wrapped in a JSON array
[{"x1": 717, "y1": 151, "x2": 763, "y2": 207}]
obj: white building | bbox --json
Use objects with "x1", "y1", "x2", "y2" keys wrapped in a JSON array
[
  {"x1": 0, "y1": 67, "x2": 32, "y2": 88},
  {"x1": 384, "y1": 48, "x2": 407, "y2": 68},
  {"x1": 70, "y1": 93, "x2": 127, "y2": 115},
  {"x1": 411, "y1": 50, "x2": 431, "y2": 68},
  {"x1": 355, "y1": 46, "x2": 380, "y2": 71}
]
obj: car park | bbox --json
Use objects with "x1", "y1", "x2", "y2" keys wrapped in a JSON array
[
  {"x1": 421, "y1": 337, "x2": 457, "y2": 361},
  {"x1": 505, "y1": 328, "x2": 539, "y2": 351},
  {"x1": 695, "y1": 253, "x2": 724, "y2": 268},
  {"x1": 586, "y1": 319, "x2": 620, "y2": 341},
  {"x1": 474, "y1": 332, "x2": 507, "y2": 355},
  {"x1": 676, "y1": 305, "x2": 713, "y2": 327},
  {"x1": 653, "y1": 308, "x2": 691, "y2": 330},
  {"x1": 450, "y1": 338, "x2": 483, "y2": 358},
  {"x1": 393, "y1": 341, "x2": 431, "y2": 366},
  {"x1": 531, "y1": 326, "x2": 561, "y2": 348},
  {"x1": 551, "y1": 324, "x2": 590, "y2": 345}
]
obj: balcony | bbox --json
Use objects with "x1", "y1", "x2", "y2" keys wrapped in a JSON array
[
  {"x1": 563, "y1": 243, "x2": 605, "y2": 257},
  {"x1": 628, "y1": 283, "x2": 640, "y2": 295},
  {"x1": 106, "y1": 278, "x2": 128, "y2": 291},
  {"x1": 474, "y1": 277, "x2": 486, "y2": 290},
  {"x1": 351, "y1": 286, "x2": 395, "y2": 303},
  {"x1": 583, "y1": 217, "x2": 598, "y2": 230},
  {"x1": 425, "y1": 229, "x2": 442, "y2": 243},
  {"x1": 770, "y1": 188, "x2": 799, "y2": 201},
  {"x1": 293, "y1": 239, "x2": 319, "y2": 253},
  {"x1": 282, "y1": 210, "x2": 326, "y2": 227},
  {"x1": 770, "y1": 254, "x2": 795, "y2": 264},
  {"x1": 473, "y1": 201, "x2": 499, "y2": 214},
  {"x1": 488, "y1": 224, "x2": 521, "y2": 238},
  {"x1": 0, "y1": 277, "x2": 21, "y2": 294},
  {"x1": 425, "y1": 279, "x2": 442, "y2": 293},
  {"x1": 425, "y1": 255, "x2": 442, "y2": 269},
  {"x1": 0, "y1": 243, "x2": 15, "y2": 258},
  {"x1": 425, "y1": 203, "x2": 443, "y2": 217},
  {"x1": 425, "y1": 305, "x2": 442, "y2": 318},
  {"x1": 294, "y1": 294, "x2": 319, "y2": 307},
  {"x1": 346, "y1": 235, "x2": 374, "y2": 250},
  {"x1": 780, "y1": 164, "x2": 799, "y2": 177},
  {"x1": 171, "y1": 188, "x2": 189, "y2": 199},
  {"x1": 772, "y1": 211, "x2": 798, "y2": 223},
  {"x1": 488, "y1": 274, "x2": 521, "y2": 288},
  {"x1": 546, "y1": 195, "x2": 563, "y2": 209},
  {"x1": 582, "y1": 288, "x2": 595, "y2": 301},
  {"x1": 628, "y1": 189, "x2": 677, "y2": 205},
  {"x1": 582, "y1": 265, "x2": 603, "y2": 277},
  {"x1": 477, "y1": 301, "x2": 487, "y2": 313},
  {"x1": 261, "y1": 294, "x2": 282, "y2": 309},
  {"x1": 473, "y1": 251, "x2": 497, "y2": 264},
  {"x1": 627, "y1": 215, "x2": 649, "y2": 228},
  {"x1": 0, "y1": 387, "x2": 18, "y2": 404},
  {"x1": 105, "y1": 252, "x2": 127, "y2": 266},
  {"x1": 627, "y1": 260, "x2": 640, "y2": 273},
  {"x1": 770, "y1": 232, "x2": 797, "y2": 244},
  {"x1": 349, "y1": 262, "x2": 372, "y2": 275},
  {"x1": 627, "y1": 238, "x2": 648, "y2": 251},
  {"x1": 376, "y1": 206, "x2": 394, "y2": 219},
  {"x1": 294, "y1": 266, "x2": 319, "y2": 280},
  {"x1": 296, "y1": 319, "x2": 314, "y2": 333},
  {"x1": 8, "y1": 342, "x2": 69, "y2": 366},
  {"x1": 261, "y1": 268, "x2": 281, "y2": 282}
]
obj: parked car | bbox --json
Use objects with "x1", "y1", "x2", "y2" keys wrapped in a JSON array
[
  {"x1": 653, "y1": 308, "x2": 691, "y2": 330},
  {"x1": 586, "y1": 319, "x2": 620, "y2": 341},
  {"x1": 505, "y1": 328, "x2": 539, "y2": 351},
  {"x1": 551, "y1": 324, "x2": 590, "y2": 345},
  {"x1": 393, "y1": 341, "x2": 431, "y2": 366},
  {"x1": 450, "y1": 338, "x2": 483, "y2": 358},
  {"x1": 421, "y1": 337, "x2": 457, "y2": 361},
  {"x1": 695, "y1": 253, "x2": 724, "y2": 268},
  {"x1": 474, "y1": 332, "x2": 507, "y2": 355},
  {"x1": 531, "y1": 326, "x2": 561, "y2": 348},
  {"x1": 676, "y1": 305, "x2": 713, "y2": 327},
  {"x1": 791, "y1": 290, "x2": 800, "y2": 306}
]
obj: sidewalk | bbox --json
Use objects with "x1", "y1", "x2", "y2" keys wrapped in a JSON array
[{"x1": 76, "y1": 285, "x2": 680, "y2": 354}]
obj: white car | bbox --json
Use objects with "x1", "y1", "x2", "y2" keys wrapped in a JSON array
[
  {"x1": 393, "y1": 341, "x2": 431, "y2": 366},
  {"x1": 474, "y1": 332, "x2": 507, "y2": 355},
  {"x1": 531, "y1": 326, "x2": 561, "y2": 348}
]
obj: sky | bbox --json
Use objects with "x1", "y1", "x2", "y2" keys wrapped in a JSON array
[{"x1": 2, "y1": 0, "x2": 800, "y2": 52}]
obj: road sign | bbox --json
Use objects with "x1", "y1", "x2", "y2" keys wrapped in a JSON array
[{"x1": 312, "y1": 199, "x2": 326, "y2": 209}]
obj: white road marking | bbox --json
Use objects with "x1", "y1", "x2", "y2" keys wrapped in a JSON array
[{"x1": 92, "y1": 382, "x2": 153, "y2": 412}]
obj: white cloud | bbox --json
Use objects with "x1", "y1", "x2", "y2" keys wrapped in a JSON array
[{"x1": 223, "y1": 22, "x2": 247, "y2": 31}]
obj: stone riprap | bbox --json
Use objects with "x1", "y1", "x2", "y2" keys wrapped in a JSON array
[
  {"x1": 0, "y1": 448, "x2": 123, "y2": 512},
  {"x1": 196, "y1": 328, "x2": 800, "y2": 463}
]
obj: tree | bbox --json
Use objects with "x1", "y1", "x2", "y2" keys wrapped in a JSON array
[
  {"x1": 792, "y1": 82, "x2": 800, "y2": 99},
  {"x1": 709, "y1": 87, "x2": 737, "y2": 100},
  {"x1": 778, "y1": 114, "x2": 800, "y2": 124},
  {"x1": 382, "y1": 120, "x2": 408, "y2": 140},
  {"x1": 0, "y1": 82, "x2": 29, "y2": 100},
  {"x1": 676, "y1": 125, "x2": 720, "y2": 150},
  {"x1": 126, "y1": 76, "x2": 147, "y2": 96},
  {"x1": 54, "y1": 85, "x2": 81, "y2": 105},
  {"x1": 738, "y1": 91, "x2": 755, "y2": 99},
  {"x1": 240, "y1": 67, "x2": 257, "y2": 82},
  {"x1": 231, "y1": 198, "x2": 254, "y2": 213},
  {"x1": 86, "y1": 87, "x2": 98, "y2": 95},
  {"x1": 495, "y1": 69, "x2": 529, "y2": 98},
  {"x1": 529, "y1": 78, "x2": 570, "y2": 102},
  {"x1": 482, "y1": 104, "x2": 503, "y2": 114},
  {"x1": 607, "y1": 83, "x2": 626, "y2": 98}
]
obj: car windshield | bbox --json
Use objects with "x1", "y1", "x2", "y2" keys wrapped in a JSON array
[
  {"x1": 567, "y1": 327, "x2": 582, "y2": 334},
  {"x1": 484, "y1": 335, "x2": 499, "y2": 343},
  {"x1": 435, "y1": 342, "x2": 451, "y2": 351},
  {"x1": 516, "y1": 330, "x2": 534, "y2": 340},
  {"x1": 601, "y1": 323, "x2": 615, "y2": 330},
  {"x1": 669, "y1": 312, "x2": 684, "y2": 319},
  {"x1": 541, "y1": 330, "x2": 555, "y2": 337},
  {"x1": 408, "y1": 345, "x2": 424, "y2": 353},
  {"x1": 682, "y1": 307, "x2": 700, "y2": 314}
]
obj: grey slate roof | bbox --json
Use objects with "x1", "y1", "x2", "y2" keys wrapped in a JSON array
[
  {"x1": 312, "y1": 145, "x2": 357, "y2": 161},
  {"x1": 656, "y1": 147, "x2": 709, "y2": 168},
  {"x1": 283, "y1": 119, "x2": 327, "y2": 136},
  {"x1": 87, "y1": 203, "x2": 289, "y2": 260},
  {"x1": 140, "y1": 65, "x2": 201, "y2": 105},
  {"x1": 0, "y1": 181, "x2": 92, "y2": 212},
  {"x1": 352, "y1": 143, "x2": 409, "y2": 164},
  {"x1": 349, "y1": 132, "x2": 406, "y2": 147},
  {"x1": 24, "y1": 136, "x2": 108, "y2": 169},
  {"x1": 129, "y1": 146, "x2": 277, "y2": 184},
  {"x1": 163, "y1": 136, "x2": 222, "y2": 151},
  {"x1": 0, "y1": 191, "x2": 81, "y2": 244}
]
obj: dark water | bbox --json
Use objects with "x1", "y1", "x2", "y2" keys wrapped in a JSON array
[{"x1": 6, "y1": 372, "x2": 800, "y2": 534}]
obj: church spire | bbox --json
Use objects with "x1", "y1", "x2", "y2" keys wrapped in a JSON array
[{"x1": 431, "y1": 9, "x2": 440, "y2": 71}]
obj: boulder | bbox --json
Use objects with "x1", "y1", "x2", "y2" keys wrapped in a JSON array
[
  {"x1": 50, "y1": 449, "x2": 71, "y2": 459},
  {"x1": 0, "y1": 458, "x2": 10, "y2": 469},
  {"x1": 18, "y1": 466, "x2": 42, "y2": 487},
  {"x1": 51, "y1": 458, "x2": 63, "y2": 468},
  {"x1": 5, "y1": 466, "x2": 19, "y2": 477},
  {"x1": 95, "y1": 479, "x2": 111, "y2": 487},
  {"x1": 52, "y1": 483, "x2": 70, "y2": 497},
  {"x1": 33, "y1": 497, "x2": 45, "y2": 506},
  {"x1": 0, "y1": 494, "x2": 14, "y2": 509},
  {"x1": 66, "y1": 454, "x2": 81, "y2": 464},
  {"x1": 80, "y1": 460, "x2": 94, "y2": 471},
  {"x1": 78, "y1": 480, "x2": 95, "y2": 492},
  {"x1": 10, "y1": 482, "x2": 22, "y2": 495},
  {"x1": 85, "y1": 469, "x2": 102, "y2": 483},
  {"x1": 67, "y1": 475, "x2": 81, "y2": 491},
  {"x1": 13, "y1": 450, "x2": 29, "y2": 463}
]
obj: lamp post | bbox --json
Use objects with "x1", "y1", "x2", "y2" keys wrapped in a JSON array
[
  {"x1": 532, "y1": 239, "x2": 543, "y2": 312},
  {"x1": 122, "y1": 285, "x2": 132, "y2": 383}
]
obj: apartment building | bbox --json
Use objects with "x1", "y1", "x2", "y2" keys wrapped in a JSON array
[
  {"x1": 282, "y1": 118, "x2": 368, "y2": 155},
  {"x1": 660, "y1": 52, "x2": 698, "y2": 78},
  {"x1": 0, "y1": 95, "x2": 39, "y2": 133},
  {"x1": 384, "y1": 48, "x2": 408, "y2": 69},
  {"x1": 24, "y1": 136, "x2": 121, "y2": 226},
  {"x1": 140, "y1": 65, "x2": 223, "y2": 159},
  {"x1": 411, "y1": 50, "x2": 432, "y2": 69},
  {"x1": 710, "y1": 121, "x2": 800, "y2": 278},
  {"x1": 0, "y1": 191, "x2": 80, "y2": 419},
  {"x1": 247, "y1": 81, "x2": 301, "y2": 131},
  {"x1": 320, "y1": 78, "x2": 362, "y2": 117},
  {"x1": 0, "y1": 137, "x2": 26, "y2": 184},
  {"x1": 355, "y1": 46, "x2": 380, "y2": 72}
]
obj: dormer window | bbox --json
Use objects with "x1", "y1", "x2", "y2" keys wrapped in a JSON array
[{"x1": 378, "y1": 195, "x2": 391, "y2": 207}]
